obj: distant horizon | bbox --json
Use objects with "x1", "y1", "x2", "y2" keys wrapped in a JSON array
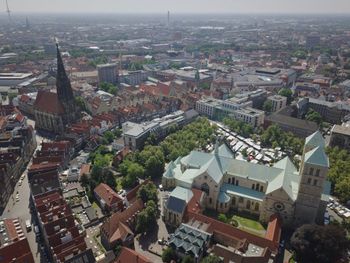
[
  {"x1": 3, "y1": 0, "x2": 350, "y2": 15},
  {"x1": 2, "y1": 12, "x2": 350, "y2": 16}
]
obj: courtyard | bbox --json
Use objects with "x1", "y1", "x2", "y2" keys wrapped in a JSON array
[{"x1": 204, "y1": 209, "x2": 266, "y2": 237}]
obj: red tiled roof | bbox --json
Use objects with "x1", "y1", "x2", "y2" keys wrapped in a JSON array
[
  {"x1": 94, "y1": 183, "x2": 123, "y2": 208},
  {"x1": 114, "y1": 246, "x2": 152, "y2": 263},
  {"x1": 185, "y1": 211, "x2": 279, "y2": 254},
  {"x1": 80, "y1": 164, "x2": 91, "y2": 176},
  {"x1": 34, "y1": 90, "x2": 65, "y2": 114},
  {"x1": 265, "y1": 214, "x2": 282, "y2": 244}
]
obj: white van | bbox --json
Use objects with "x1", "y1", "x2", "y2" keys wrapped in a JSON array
[{"x1": 25, "y1": 220, "x2": 31, "y2": 232}]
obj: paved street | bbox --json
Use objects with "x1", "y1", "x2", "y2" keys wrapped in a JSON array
[
  {"x1": 134, "y1": 190, "x2": 170, "y2": 263},
  {"x1": 0, "y1": 125, "x2": 44, "y2": 263}
]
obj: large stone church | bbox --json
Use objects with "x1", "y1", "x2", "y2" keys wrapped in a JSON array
[
  {"x1": 34, "y1": 44, "x2": 79, "y2": 134},
  {"x1": 162, "y1": 131, "x2": 330, "y2": 226}
]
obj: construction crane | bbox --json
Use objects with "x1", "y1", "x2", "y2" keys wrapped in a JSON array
[{"x1": 5, "y1": 0, "x2": 11, "y2": 23}]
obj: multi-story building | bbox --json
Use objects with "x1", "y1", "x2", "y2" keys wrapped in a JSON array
[
  {"x1": 122, "y1": 110, "x2": 198, "y2": 150},
  {"x1": 33, "y1": 190, "x2": 94, "y2": 263},
  {"x1": 97, "y1": 63, "x2": 118, "y2": 85},
  {"x1": 330, "y1": 123, "x2": 350, "y2": 151},
  {"x1": 0, "y1": 112, "x2": 36, "y2": 211},
  {"x1": 162, "y1": 131, "x2": 330, "y2": 227},
  {"x1": 0, "y1": 218, "x2": 34, "y2": 263},
  {"x1": 267, "y1": 95, "x2": 287, "y2": 112},
  {"x1": 196, "y1": 93, "x2": 265, "y2": 127},
  {"x1": 297, "y1": 97, "x2": 350, "y2": 124},
  {"x1": 232, "y1": 107, "x2": 265, "y2": 127}
]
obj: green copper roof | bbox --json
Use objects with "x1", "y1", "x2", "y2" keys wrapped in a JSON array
[
  {"x1": 222, "y1": 183, "x2": 265, "y2": 202},
  {"x1": 304, "y1": 146, "x2": 329, "y2": 167},
  {"x1": 305, "y1": 131, "x2": 325, "y2": 149}
]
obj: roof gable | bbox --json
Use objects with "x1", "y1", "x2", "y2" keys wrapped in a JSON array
[
  {"x1": 305, "y1": 131, "x2": 325, "y2": 149},
  {"x1": 304, "y1": 146, "x2": 329, "y2": 167}
]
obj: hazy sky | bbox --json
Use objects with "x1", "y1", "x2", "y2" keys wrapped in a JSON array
[{"x1": 5, "y1": 0, "x2": 350, "y2": 14}]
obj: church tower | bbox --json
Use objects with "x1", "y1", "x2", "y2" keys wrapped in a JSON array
[
  {"x1": 55, "y1": 44, "x2": 78, "y2": 124},
  {"x1": 295, "y1": 131, "x2": 329, "y2": 225}
]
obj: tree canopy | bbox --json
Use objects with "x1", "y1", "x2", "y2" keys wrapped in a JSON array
[
  {"x1": 223, "y1": 117, "x2": 254, "y2": 138},
  {"x1": 162, "y1": 247, "x2": 177, "y2": 263},
  {"x1": 291, "y1": 224, "x2": 349, "y2": 263},
  {"x1": 326, "y1": 146, "x2": 350, "y2": 202},
  {"x1": 278, "y1": 88, "x2": 293, "y2": 104},
  {"x1": 160, "y1": 117, "x2": 216, "y2": 161},
  {"x1": 261, "y1": 124, "x2": 303, "y2": 155},
  {"x1": 305, "y1": 109, "x2": 323, "y2": 126},
  {"x1": 201, "y1": 255, "x2": 222, "y2": 263},
  {"x1": 137, "y1": 182, "x2": 158, "y2": 203}
]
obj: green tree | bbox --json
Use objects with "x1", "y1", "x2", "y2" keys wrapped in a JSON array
[
  {"x1": 218, "y1": 214, "x2": 228, "y2": 223},
  {"x1": 182, "y1": 255, "x2": 195, "y2": 263},
  {"x1": 263, "y1": 100, "x2": 273, "y2": 112},
  {"x1": 201, "y1": 255, "x2": 222, "y2": 263},
  {"x1": 162, "y1": 247, "x2": 177, "y2": 263},
  {"x1": 80, "y1": 174, "x2": 89, "y2": 188},
  {"x1": 136, "y1": 200, "x2": 158, "y2": 233},
  {"x1": 103, "y1": 131, "x2": 115, "y2": 144},
  {"x1": 137, "y1": 182, "x2": 158, "y2": 203},
  {"x1": 278, "y1": 88, "x2": 293, "y2": 104},
  {"x1": 305, "y1": 109, "x2": 323, "y2": 125},
  {"x1": 121, "y1": 162, "x2": 144, "y2": 188},
  {"x1": 291, "y1": 224, "x2": 349, "y2": 263}
]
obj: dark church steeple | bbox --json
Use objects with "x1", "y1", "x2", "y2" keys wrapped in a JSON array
[{"x1": 56, "y1": 43, "x2": 74, "y2": 103}]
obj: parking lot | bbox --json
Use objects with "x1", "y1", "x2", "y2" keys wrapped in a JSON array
[{"x1": 326, "y1": 197, "x2": 350, "y2": 223}]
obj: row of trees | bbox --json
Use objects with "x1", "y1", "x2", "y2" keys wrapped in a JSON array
[
  {"x1": 119, "y1": 145, "x2": 165, "y2": 188},
  {"x1": 135, "y1": 183, "x2": 159, "y2": 234},
  {"x1": 260, "y1": 124, "x2": 304, "y2": 155},
  {"x1": 223, "y1": 117, "x2": 254, "y2": 137},
  {"x1": 326, "y1": 146, "x2": 350, "y2": 203},
  {"x1": 159, "y1": 117, "x2": 217, "y2": 161},
  {"x1": 118, "y1": 118, "x2": 216, "y2": 187}
]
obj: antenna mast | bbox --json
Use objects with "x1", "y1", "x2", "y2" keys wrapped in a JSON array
[{"x1": 5, "y1": 0, "x2": 11, "y2": 23}]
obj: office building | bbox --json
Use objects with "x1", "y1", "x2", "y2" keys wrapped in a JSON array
[
  {"x1": 0, "y1": 218, "x2": 34, "y2": 263},
  {"x1": 97, "y1": 63, "x2": 118, "y2": 85},
  {"x1": 267, "y1": 95, "x2": 287, "y2": 112}
]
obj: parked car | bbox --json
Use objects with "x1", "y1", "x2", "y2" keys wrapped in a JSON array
[{"x1": 25, "y1": 220, "x2": 31, "y2": 232}]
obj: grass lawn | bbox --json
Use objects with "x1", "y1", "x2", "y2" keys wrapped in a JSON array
[{"x1": 232, "y1": 215, "x2": 265, "y2": 231}]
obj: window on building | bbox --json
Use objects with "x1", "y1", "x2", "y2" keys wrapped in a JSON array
[
  {"x1": 209, "y1": 198, "x2": 212, "y2": 204},
  {"x1": 309, "y1": 167, "x2": 314, "y2": 176},
  {"x1": 239, "y1": 197, "x2": 243, "y2": 203},
  {"x1": 201, "y1": 183, "x2": 210, "y2": 195},
  {"x1": 228, "y1": 178, "x2": 231, "y2": 184},
  {"x1": 315, "y1": 169, "x2": 320, "y2": 177},
  {"x1": 246, "y1": 200, "x2": 251, "y2": 209},
  {"x1": 252, "y1": 184, "x2": 255, "y2": 190},
  {"x1": 232, "y1": 178, "x2": 235, "y2": 185},
  {"x1": 307, "y1": 178, "x2": 312, "y2": 184},
  {"x1": 236, "y1": 180, "x2": 239, "y2": 186},
  {"x1": 256, "y1": 183, "x2": 260, "y2": 191},
  {"x1": 220, "y1": 203, "x2": 223, "y2": 208},
  {"x1": 313, "y1": 179, "x2": 318, "y2": 186},
  {"x1": 255, "y1": 203, "x2": 259, "y2": 211},
  {"x1": 260, "y1": 185, "x2": 263, "y2": 192},
  {"x1": 232, "y1": 197, "x2": 236, "y2": 206}
]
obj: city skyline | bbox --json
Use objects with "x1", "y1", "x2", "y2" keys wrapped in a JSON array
[{"x1": 3, "y1": 0, "x2": 350, "y2": 14}]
